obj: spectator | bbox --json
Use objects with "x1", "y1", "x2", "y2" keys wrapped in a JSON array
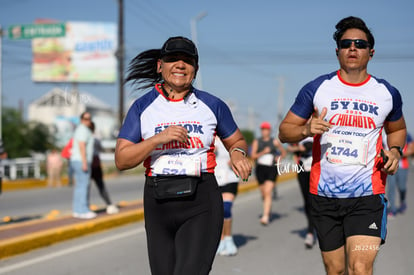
[
  {"x1": 47, "y1": 148, "x2": 63, "y2": 187},
  {"x1": 89, "y1": 122, "x2": 119, "y2": 215},
  {"x1": 61, "y1": 138, "x2": 74, "y2": 186},
  {"x1": 71, "y1": 111, "x2": 96, "y2": 219}
]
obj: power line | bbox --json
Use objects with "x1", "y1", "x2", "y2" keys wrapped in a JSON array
[
  {"x1": 128, "y1": 0, "x2": 187, "y2": 34},
  {"x1": 125, "y1": 2, "x2": 178, "y2": 37}
]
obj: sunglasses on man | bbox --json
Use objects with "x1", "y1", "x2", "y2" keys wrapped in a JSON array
[{"x1": 339, "y1": 39, "x2": 370, "y2": 49}]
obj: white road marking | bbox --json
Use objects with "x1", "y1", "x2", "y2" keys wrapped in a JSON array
[{"x1": 0, "y1": 227, "x2": 145, "y2": 274}]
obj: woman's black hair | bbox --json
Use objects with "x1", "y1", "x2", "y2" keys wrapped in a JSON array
[
  {"x1": 125, "y1": 49, "x2": 162, "y2": 90},
  {"x1": 333, "y1": 16, "x2": 375, "y2": 49}
]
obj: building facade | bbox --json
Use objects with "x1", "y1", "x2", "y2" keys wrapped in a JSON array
[{"x1": 28, "y1": 88, "x2": 118, "y2": 148}]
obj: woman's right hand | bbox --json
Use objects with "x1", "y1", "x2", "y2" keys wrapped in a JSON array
[{"x1": 157, "y1": 125, "x2": 189, "y2": 144}]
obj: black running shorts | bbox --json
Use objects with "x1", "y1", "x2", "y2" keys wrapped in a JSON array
[
  {"x1": 309, "y1": 194, "x2": 388, "y2": 252},
  {"x1": 255, "y1": 164, "x2": 278, "y2": 184},
  {"x1": 219, "y1": 181, "x2": 239, "y2": 196}
]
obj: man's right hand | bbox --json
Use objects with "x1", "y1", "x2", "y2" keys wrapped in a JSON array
[{"x1": 303, "y1": 107, "x2": 332, "y2": 137}]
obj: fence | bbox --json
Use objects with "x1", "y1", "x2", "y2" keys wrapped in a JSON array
[{"x1": 0, "y1": 158, "x2": 41, "y2": 180}]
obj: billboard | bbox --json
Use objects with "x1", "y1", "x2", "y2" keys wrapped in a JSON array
[{"x1": 31, "y1": 21, "x2": 117, "y2": 83}]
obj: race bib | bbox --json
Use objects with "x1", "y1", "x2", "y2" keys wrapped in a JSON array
[
  {"x1": 153, "y1": 155, "x2": 201, "y2": 176},
  {"x1": 325, "y1": 134, "x2": 368, "y2": 166},
  {"x1": 257, "y1": 154, "x2": 275, "y2": 166}
]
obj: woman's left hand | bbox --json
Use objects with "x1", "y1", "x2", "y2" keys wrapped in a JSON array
[{"x1": 230, "y1": 151, "x2": 252, "y2": 182}]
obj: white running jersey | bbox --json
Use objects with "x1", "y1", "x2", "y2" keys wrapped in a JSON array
[
  {"x1": 214, "y1": 137, "x2": 239, "y2": 186},
  {"x1": 118, "y1": 84, "x2": 238, "y2": 176},
  {"x1": 290, "y1": 71, "x2": 403, "y2": 198}
]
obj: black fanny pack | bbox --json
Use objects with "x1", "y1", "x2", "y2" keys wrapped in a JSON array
[{"x1": 150, "y1": 175, "x2": 200, "y2": 200}]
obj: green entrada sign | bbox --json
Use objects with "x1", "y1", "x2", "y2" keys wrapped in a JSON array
[{"x1": 8, "y1": 23, "x2": 65, "y2": 39}]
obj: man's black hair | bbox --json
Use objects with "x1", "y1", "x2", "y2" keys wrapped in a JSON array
[{"x1": 333, "y1": 16, "x2": 375, "y2": 49}]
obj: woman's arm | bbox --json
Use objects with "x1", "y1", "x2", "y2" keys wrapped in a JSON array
[
  {"x1": 115, "y1": 125, "x2": 189, "y2": 170},
  {"x1": 221, "y1": 129, "x2": 252, "y2": 181}
]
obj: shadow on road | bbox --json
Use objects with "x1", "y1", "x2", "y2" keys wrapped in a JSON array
[
  {"x1": 233, "y1": 233, "x2": 258, "y2": 248},
  {"x1": 291, "y1": 227, "x2": 309, "y2": 239}
]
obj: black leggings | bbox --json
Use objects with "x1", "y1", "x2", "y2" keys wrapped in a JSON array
[
  {"x1": 91, "y1": 164, "x2": 112, "y2": 205},
  {"x1": 144, "y1": 173, "x2": 223, "y2": 275}
]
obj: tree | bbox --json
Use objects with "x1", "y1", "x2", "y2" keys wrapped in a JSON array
[
  {"x1": 2, "y1": 107, "x2": 29, "y2": 158},
  {"x1": 240, "y1": 129, "x2": 255, "y2": 146},
  {"x1": 2, "y1": 107, "x2": 55, "y2": 158},
  {"x1": 27, "y1": 121, "x2": 55, "y2": 152}
]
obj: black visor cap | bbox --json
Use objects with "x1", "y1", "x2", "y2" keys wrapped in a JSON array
[{"x1": 160, "y1": 36, "x2": 198, "y2": 64}]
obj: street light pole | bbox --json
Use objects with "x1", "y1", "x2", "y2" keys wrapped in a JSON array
[
  {"x1": 275, "y1": 76, "x2": 285, "y2": 136},
  {"x1": 190, "y1": 11, "x2": 207, "y2": 90},
  {"x1": 117, "y1": 0, "x2": 125, "y2": 127},
  {"x1": 0, "y1": 25, "x2": 3, "y2": 142}
]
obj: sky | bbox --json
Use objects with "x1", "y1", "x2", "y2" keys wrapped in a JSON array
[{"x1": 1, "y1": 0, "x2": 414, "y2": 135}]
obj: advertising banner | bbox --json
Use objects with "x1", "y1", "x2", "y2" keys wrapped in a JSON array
[{"x1": 32, "y1": 21, "x2": 117, "y2": 83}]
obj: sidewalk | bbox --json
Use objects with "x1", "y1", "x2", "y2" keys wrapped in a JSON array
[{"x1": 0, "y1": 173, "x2": 296, "y2": 260}]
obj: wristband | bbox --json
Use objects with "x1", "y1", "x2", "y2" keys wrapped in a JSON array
[
  {"x1": 389, "y1": 146, "x2": 403, "y2": 157},
  {"x1": 230, "y1": 147, "x2": 247, "y2": 157}
]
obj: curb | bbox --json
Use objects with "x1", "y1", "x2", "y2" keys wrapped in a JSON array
[
  {"x1": 2, "y1": 172, "x2": 121, "y2": 192},
  {"x1": 2, "y1": 178, "x2": 70, "y2": 192},
  {"x1": 0, "y1": 172, "x2": 297, "y2": 259},
  {"x1": 0, "y1": 208, "x2": 144, "y2": 259}
]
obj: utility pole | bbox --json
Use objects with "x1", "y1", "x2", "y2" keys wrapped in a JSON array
[
  {"x1": 117, "y1": 0, "x2": 125, "y2": 126},
  {"x1": 275, "y1": 76, "x2": 285, "y2": 136},
  {"x1": 0, "y1": 25, "x2": 3, "y2": 142},
  {"x1": 0, "y1": 25, "x2": 2, "y2": 193},
  {"x1": 190, "y1": 12, "x2": 207, "y2": 90}
]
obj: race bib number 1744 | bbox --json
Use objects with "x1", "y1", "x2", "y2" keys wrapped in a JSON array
[{"x1": 325, "y1": 134, "x2": 369, "y2": 166}]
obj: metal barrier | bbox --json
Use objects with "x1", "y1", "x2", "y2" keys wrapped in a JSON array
[{"x1": 0, "y1": 158, "x2": 41, "y2": 180}]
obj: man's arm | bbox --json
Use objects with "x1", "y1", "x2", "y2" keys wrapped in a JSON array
[
  {"x1": 279, "y1": 108, "x2": 331, "y2": 143},
  {"x1": 383, "y1": 116, "x2": 407, "y2": 174}
]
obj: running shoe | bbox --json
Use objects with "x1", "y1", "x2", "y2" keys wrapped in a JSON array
[
  {"x1": 75, "y1": 211, "x2": 97, "y2": 219},
  {"x1": 304, "y1": 233, "x2": 314, "y2": 249},
  {"x1": 387, "y1": 211, "x2": 396, "y2": 220},
  {"x1": 106, "y1": 205, "x2": 119, "y2": 214},
  {"x1": 398, "y1": 202, "x2": 407, "y2": 214},
  {"x1": 220, "y1": 236, "x2": 238, "y2": 256},
  {"x1": 216, "y1": 240, "x2": 225, "y2": 255}
]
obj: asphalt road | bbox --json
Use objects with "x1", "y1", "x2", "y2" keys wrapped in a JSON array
[
  {"x1": 0, "y1": 171, "x2": 413, "y2": 274},
  {"x1": 0, "y1": 174, "x2": 145, "y2": 219}
]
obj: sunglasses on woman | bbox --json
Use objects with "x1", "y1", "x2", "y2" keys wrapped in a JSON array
[
  {"x1": 339, "y1": 39, "x2": 370, "y2": 49},
  {"x1": 162, "y1": 54, "x2": 196, "y2": 65}
]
